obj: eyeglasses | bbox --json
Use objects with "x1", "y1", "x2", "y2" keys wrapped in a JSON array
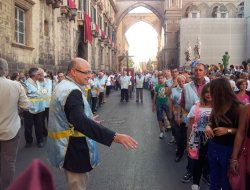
[{"x1": 75, "y1": 69, "x2": 92, "y2": 75}]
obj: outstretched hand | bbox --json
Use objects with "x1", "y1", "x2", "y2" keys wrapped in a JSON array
[{"x1": 113, "y1": 133, "x2": 138, "y2": 149}]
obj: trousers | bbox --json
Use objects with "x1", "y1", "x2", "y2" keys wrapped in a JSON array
[
  {"x1": 208, "y1": 140, "x2": 232, "y2": 190},
  {"x1": 23, "y1": 111, "x2": 44, "y2": 144},
  {"x1": 136, "y1": 88, "x2": 143, "y2": 102},
  {"x1": 64, "y1": 169, "x2": 89, "y2": 190},
  {"x1": 0, "y1": 131, "x2": 20, "y2": 190}
]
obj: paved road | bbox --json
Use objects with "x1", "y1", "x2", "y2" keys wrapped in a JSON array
[{"x1": 15, "y1": 89, "x2": 209, "y2": 190}]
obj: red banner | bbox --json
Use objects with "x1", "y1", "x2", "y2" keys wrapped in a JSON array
[
  {"x1": 96, "y1": 24, "x2": 99, "y2": 33},
  {"x1": 84, "y1": 13, "x2": 92, "y2": 44},
  {"x1": 68, "y1": 0, "x2": 76, "y2": 8}
]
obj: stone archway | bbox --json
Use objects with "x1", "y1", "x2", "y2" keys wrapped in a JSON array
[
  {"x1": 115, "y1": 2, "x2": 165, "y2": 70},
  {"x1": 121, "y1": 13, "x2": 163, "y2": 52},
  {"x1": 115, "y1": 2, "x2": 165, "y2": 26},
  {"x1": 122, "y1": 14, "x2": 162, "y2": 35}
]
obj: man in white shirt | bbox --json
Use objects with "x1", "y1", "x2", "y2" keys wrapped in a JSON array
[
  {"x1": 119, "y1": 71, "x2": 130, "y2": 102},
  {"x1": 37, "y1": 68, "x2": 53, "y2": 139},
  {"x1": 0, "y1": 58, "x2": 30, "y2": 189},
  {"x1": 106, "y1": 73, "x2": 112, "y2": 97},
  {"x1": 135, "y1": 72, "x2": 145, "y2": 102}
]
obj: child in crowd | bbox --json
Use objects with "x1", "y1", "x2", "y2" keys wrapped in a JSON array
[
  {"x1": 152, "y1": 73, "x2": 169, "y2": 139},
  {"x1": 187, "y1": 83, "x2": 212, "y2": 190}
]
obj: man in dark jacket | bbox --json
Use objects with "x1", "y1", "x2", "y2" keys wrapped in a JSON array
[{"x1": 47, "y1": 58, "x2": 137, "y2": 190}]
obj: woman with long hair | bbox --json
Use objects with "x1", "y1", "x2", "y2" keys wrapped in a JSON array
[
  {"x1": 205, "y1": 77, "x2": 244, "y2": 190},
  {"x1": 187, "y1": 83, "x2": 212, "y2": 190}
]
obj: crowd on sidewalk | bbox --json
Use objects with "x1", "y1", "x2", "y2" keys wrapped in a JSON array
[
  {"x1": 146, "y1": 63, "x2": 250, "y2": 190},
  {"x1": 1, "y1": 57, "x2": 250, "y2": 190}
]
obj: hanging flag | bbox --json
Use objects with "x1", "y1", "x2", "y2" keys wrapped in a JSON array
[
  {"x1": 68, "y1": 0, "x2": 76, "y2": 8},
  {"x1": 101, "y1": 31, "x2": 106, "y2": 39},
  {"x1": 96, "y1": 24, "x2": 99, "y2": 33},
  {"x1": 84, "y1": 13, "x2": 92, "y2": 44}
]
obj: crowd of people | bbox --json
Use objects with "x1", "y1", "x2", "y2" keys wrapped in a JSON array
[
  {"x1": 0, "y1": 58, "x2": 138, "y2": 190},
  {"x1": 145, "y1": 63, "x2": 250, "y2": 190},
  {"x1": 1, "y1": 57, "x2": 250, "y2": 190}
]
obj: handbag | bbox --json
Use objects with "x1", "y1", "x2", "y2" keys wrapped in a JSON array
[{"x1": 188, "y1": 103, "x2": 201, "y2": 160}]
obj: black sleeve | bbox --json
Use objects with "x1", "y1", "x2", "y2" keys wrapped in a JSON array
[{"x1": 64, "y1": 90, "x2": 115, "y2": 147}]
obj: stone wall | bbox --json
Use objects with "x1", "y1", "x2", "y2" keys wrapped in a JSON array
[
  {"x1": 0, "y1": 0, "x2": 117, "y2": 74},
  {"x1": 179, "y1": 18, "x2": 246, "y2": 66},
  {"x1": 245, "y1": 0, "x2": 250, "y2": 60},
  {"x1": 0, "y1": 0, "x2": 78, "y2": 73}
]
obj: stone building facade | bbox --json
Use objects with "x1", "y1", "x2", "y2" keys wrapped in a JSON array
[
  {"x1": 245, "y1": 0, "x2": 250, "y2": 59},
  {"x1": 0, "y1": 0, "x2": 118, "y2": 73},
  {"x1": 0, "y1": 0, "x2": 248, "y2": 73},
  {"x1": 161, "y1": 0, "x2": 247, "y2": 68},
  {"x1": 115, "y1": 0, "x2": 247, "y2": 69}
]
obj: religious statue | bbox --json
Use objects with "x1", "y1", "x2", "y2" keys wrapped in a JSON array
[
  {"x1": 193, "y1": 37, "x2": 201, "y2": 59},
  {"x1": 185, "y1": 41, "x2": 192, "y2": 63},
  {"x1": 222, "y1": 51, "x2": 230, "y2": 69}
]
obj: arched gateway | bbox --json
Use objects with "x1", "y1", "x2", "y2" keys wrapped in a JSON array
[
  {"x1": 114, "y1": 0, "x2": 244, "y2": 69},
  {"x1": 115, "y1": 1, "x2": 166, "y2": 69}
]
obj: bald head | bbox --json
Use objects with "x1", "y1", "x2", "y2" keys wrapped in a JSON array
[
  {"x1": 67, "y1": 58, "x2": 89, "y2": 73},
  {"x1": 67, "y1": 57, "x2": 92, "y2": 85},
  {"x1": 37, "y1": 68, "x2": 45, "y2": 81},
  {"x1": 37, "y1": 68, "x2": 44, "y2": 74}
]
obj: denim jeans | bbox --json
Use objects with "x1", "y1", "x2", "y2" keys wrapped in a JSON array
[
  {"x1": 208, "y1": 140, "x2": 232, "y2": 190},
  {"x1": 156, "y1": 103, "x2": 169, "y2": 121}
]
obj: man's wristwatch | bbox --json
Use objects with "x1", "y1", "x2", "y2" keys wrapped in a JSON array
[{"x1": 227, "y1": 128, "x2": 232, "y2": 134}]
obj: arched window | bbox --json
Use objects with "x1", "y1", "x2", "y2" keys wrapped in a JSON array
[
  {"x1": 219, "y1": 5, "x2": 228, "y2": 18},
  {"x1": 237, "y1": 2, "x2": 244, "y2": 18},
  {"x1": 212, "y1": 6, "x2": 218, "y2": 18},
  {"x1": 212, "y1": 5, "x2": 228, "y2": 18},
  {"x1": 187, "y1": 5, "x2": 200, "y2": 18}
]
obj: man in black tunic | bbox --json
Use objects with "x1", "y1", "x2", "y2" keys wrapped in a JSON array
[{"x1": 48, "y1": 58, "x2": 138, "y2": 190}]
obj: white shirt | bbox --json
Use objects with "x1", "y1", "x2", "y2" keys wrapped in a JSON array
[
  {"x1": 229, "y1": 80, "x2": 236, "y2": 90},
  {"x1": 187, "y1": 104, "x2": 212, "y2": 131},
  {"x1": 106, "y1": 76, "x2": 112, "y2": 86},
  {"x1": 136, "y1": 75, "x2": 144, "y2": 88},
  {"x1": 120, "y1": 75, "x2": 130, "y2": 89},
  {"x1": 0, "y1": 77, "x2": 30, "y2": 140}
]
